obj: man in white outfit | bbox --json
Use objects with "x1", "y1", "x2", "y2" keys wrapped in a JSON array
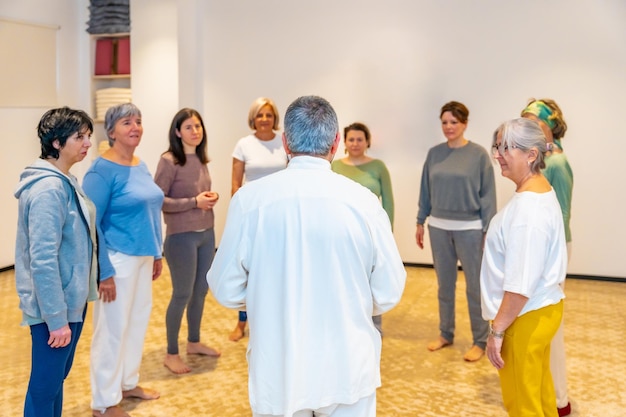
[{"x1": 207, "y1": 95, "x2": 406, "y2": 417}]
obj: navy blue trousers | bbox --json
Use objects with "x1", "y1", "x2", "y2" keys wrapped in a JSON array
[{"x1": 24, "y1": 308, "x2": 85, "y2": 417}]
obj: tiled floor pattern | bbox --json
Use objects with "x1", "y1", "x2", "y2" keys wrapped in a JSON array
[{"x1": 1, "y1": 266, "x2": 624, "y2": 416}]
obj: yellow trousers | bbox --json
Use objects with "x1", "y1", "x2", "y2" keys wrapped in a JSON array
[{"x1": 498, "y1": 301, "x2": 563, "y2": 417}]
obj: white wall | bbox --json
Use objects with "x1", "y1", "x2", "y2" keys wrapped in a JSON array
[
  {"x1": 182, "y1": 0, "x2": 625, "y2": 279},
  {"x1": 0, "y1": 0, "x2": 91, "y2": 268},
  {"x1": 2, "y1": 0, "x2": 625, "y2": 279},
  {"x1": 129, "y1": 0, "x2": 179, "y2": 173}
]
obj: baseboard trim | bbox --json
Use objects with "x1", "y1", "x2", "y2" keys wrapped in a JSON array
[
  {"x1": 565, "y1": 273, "x2": 626, "y2": 283},
  {"x1": 0, "y1": 265, "x2": 15, "y2": 273},
  {"x1": 402, "y1": 262, "x2": 626, "y2": 283},
  {"x1": 3, "y1": 262, "x2": 624, "y2": 283}
]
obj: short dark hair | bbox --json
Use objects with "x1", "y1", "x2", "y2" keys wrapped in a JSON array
[
  {"x1": 167, "y1": 108, "x2": 209, "y2": 165},
  {"x1": 343, "y1": 122, "x2": 371, "y2": 148},
  {"x1": 38, "y1": 107, "x2": 93, "y2": 159},
  {"x1": 440, "y1": 101, "x2": 469, "y2": 124}
]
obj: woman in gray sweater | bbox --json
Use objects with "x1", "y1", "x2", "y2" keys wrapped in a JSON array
[
  {"x1": 14, "y1": 107, "x2": 114, "y2": 417},
  {"x1": 416, "y1": 101, "x2": 496, "y2": 362}
]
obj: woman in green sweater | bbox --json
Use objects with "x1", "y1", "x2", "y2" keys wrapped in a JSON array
[
  {"x1": 332, "y1": 122, "x2": 394, "y2": 334},
  {"x1": 521, "y1": 98, "x2": 573, "y2": 417}
]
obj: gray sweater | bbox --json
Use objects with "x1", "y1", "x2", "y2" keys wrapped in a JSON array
[
  {"x1": 417, "y1": 141, "x2": 496, "y2": 231},
  {"x1": 14, "y1": 160, "x2": 114, "y2": 330}
]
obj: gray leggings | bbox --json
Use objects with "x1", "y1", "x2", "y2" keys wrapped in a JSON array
[{"x1": 164, "y1": 229, "x2": 215, "y2": 354}]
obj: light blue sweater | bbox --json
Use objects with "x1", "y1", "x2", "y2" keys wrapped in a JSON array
[
  {"x1": 83, "y1": 157, "x2": 164, "y2": 261},
  {"x1": 14, "y1": 159, "x2": 114, "y2": 330}
]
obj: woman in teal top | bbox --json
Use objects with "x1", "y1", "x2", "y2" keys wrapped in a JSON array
[
  {"x1": 521, "y1": 98, "x2": 573, "y2": 417},
  {"x1": 332, "y1": 122, "x2": 394, "y2": 334},
  {"x1": 522, "y1": 99, "x2": 573, "y2": 243}
]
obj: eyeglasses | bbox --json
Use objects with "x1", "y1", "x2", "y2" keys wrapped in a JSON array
[{"x1": 491, "y1": 143, "x2": 518, "y2": 156}]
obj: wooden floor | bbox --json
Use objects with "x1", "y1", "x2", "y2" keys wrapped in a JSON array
[{"x1": 1, "y1": 265, "x2": 624, "y2": 416}]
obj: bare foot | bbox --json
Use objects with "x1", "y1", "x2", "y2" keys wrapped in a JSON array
[
  {"x1": 229, "y1": 321, "x2": 246, "y2": 342},
  {"x1": 164, "y1": 354, "x2": 191, "y2": 374},
  {"x1": 92, "y1": 405, "x2": 130, "y2": 417},
  {"x1": 463, "y1": 345, "x2": 485, "y2": 362},
  {"x1": 122, "y1": 386, "x2": 160, "y2": 400},
  {"x1": 187, "y1": 342, "x2": 221, "y2": 357},
  {"x1": 427, "y1": 336, "x2": 452, "y2": 351}
]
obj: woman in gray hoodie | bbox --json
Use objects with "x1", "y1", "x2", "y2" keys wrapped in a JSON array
[{"x1": 14, "y1": 107, "x2": 114, "y2": 417}]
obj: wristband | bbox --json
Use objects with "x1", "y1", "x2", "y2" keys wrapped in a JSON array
[{"x1": 489, "y1": 323, "x2": 505, "y2": 339}]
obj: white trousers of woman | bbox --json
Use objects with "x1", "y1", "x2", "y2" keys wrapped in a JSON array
[
  {"x1": 91, "y1": 251, "x2": 153, "y2": 412},
  {"x1": 552, "y1": 242, "x2": 572, "y2": 409}
]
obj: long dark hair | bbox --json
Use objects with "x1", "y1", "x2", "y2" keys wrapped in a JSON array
[{"x1": 167, "y1": 108, "x2": 209, "y2": 165}]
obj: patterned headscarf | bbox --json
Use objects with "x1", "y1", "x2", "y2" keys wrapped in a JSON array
[{"x1": 522, "y1": 101, "x2": 556, "y2": 130}]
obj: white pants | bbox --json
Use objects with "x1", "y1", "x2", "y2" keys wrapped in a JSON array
[
  {"x1": 551, "y1": 312, "x2": 568, "y2": 408},
  {"x1": 253, "y1": 393, "x2": 376, "y2": 417},
  {"x1": 551, "y1": 242, "x2": 572, "y2": 408},
  {"x1": 91, "y1": 251, "x2": 154, "y2": 411}
]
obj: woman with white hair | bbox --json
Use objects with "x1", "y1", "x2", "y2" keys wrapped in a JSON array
[{"x1": 481, "y1": 117, "x2": 567, "y2": 417}]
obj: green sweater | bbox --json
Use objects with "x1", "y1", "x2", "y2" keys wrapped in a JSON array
[
  {"x1": 543, "y1": 152, "x2": 573, "y2": 242},
  {"x1": 331, "y1": 158, "x2": 394, "y2": 226}
]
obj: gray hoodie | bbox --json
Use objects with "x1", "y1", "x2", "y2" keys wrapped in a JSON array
[{"x1": 14, "y1": 159, "x2": 113, "y2": 330}]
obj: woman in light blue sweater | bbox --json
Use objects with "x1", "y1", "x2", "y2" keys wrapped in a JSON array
[
  {"x1": 83, "y1": 103, "x2": 164, "y2": 417},
  {"x1": 15, "y1": 107, "x2": 114, "y2": 417}
]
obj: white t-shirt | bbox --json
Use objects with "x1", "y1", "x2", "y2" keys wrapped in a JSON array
[
  {"x1": 232, "y1": 133, "x2": 287, "y2": 182},
  {"x1": 480, "y1": 189, "x2": 566, "y2": 320},
  {"x1": 207, "y1": 156, "x2": 406, "y2": 416}
]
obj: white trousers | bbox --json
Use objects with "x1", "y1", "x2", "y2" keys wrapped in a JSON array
[
  {"x1": 551, "y1": 242, "x2": 572, "y2": 408},
  {"x1": 253, "y1": 392, "x2": 376, "y2": 417},
  {"x1": 91, "y1": 251, "x2": 154, "y2": 411},
  {"x1": 551, "y1": 311, "x2": 568, "y2": 408}
]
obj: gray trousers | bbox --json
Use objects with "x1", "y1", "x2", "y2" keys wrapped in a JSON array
[
  {"x1": 164, "y1": 229, "x2": 215, "y2": 354},
  {"x1": 428, "y1": 225, "x2": 488, "y2": 349}
]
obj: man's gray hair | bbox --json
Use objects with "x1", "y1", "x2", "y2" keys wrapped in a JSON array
[
  {"x1": 284, "y1": 96, "x2": 338, "y2": 156},
  {"x1": 105, "y1": 102, "x2": 142, "y2": 146}
]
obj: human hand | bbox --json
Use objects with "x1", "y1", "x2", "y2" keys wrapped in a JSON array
[
  {"x1": 98, "y1": 277, "x2": 116, "y2": 302},
  {"x1": 153, "y1": 258, "x2": 163, "y2": 280},
  {"x1": 486, "y1": 334, "x2": 505, "y2": 369},
  {"x1": 196, "y1": 191, "x2": 219, "y2": 210},
  {"x1": 416, "y1": 224, "x2": 425, "y2": 249},
  {"x1": 48, "y1": 324, "x2": 72, "y2": 348}
]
